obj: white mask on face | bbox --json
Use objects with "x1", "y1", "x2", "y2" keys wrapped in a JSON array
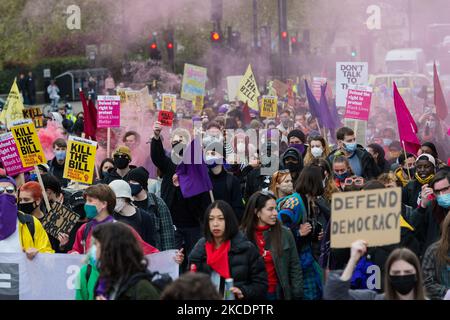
[
  {"x1": 311, "y1": 146, "x2": 324, "y2": 158},
  {"x1": 115, "y1": 198, "x2": 126, "y2": 212}
]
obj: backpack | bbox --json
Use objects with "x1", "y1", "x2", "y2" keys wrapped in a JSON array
[
  {"x1": 115, "y1": 271, "x2": 173, "y2": 299},
  {"x1": 18, "y1": 212, "x2": 35, "y2": 242}
]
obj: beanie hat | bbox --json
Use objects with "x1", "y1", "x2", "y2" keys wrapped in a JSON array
[
  {"x1": 109, "y1": 179, "x2": 133, "y2": 201},
  {"x1": 113, "y1": 145, "x2": 132, "y2": 160},
  {"x1": 127, "y1": 167, "x2": 150, "y2": 190},
  {"x1": 287, "y1": 129, "x2": 306, "y2": 144},
  {"x1": 0, "y1": 175, "x2": 17, "y2": 189}
]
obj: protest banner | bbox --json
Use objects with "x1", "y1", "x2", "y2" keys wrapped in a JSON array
[
  {"x1": 0, "y1": 251, "x2": 179, "y2": 300},
  {"x1": 335, "y1": 62, "x2": 369, "y2": 107},
  {"x1": 40, "y1": 202, "x2": 80, "y2": 239},
  {"x1": 312, "y1": 77, "x2": 327, "y2": 101},
  {"x1": 226, "y1": 75, "x2": 243, "y2": 101},
  {"x1": 22, "y1": 107, "x2": 44, "y2": 129},
  {"x1": 180, "y1": 63, "x2": 208, "y2": 101},
  {"x1": 344, "y1": 85, "x2": 373, "y2": 121},
  {"x1": 193, "y1": 95, "x2": 204, "y2": 112},
  {"x1": 162, "y1": 94, "x2": 177, "y2": 111},
  {"x1": 330, "y1": 188, "x2": 402, "y2": 248},
  {"x1": 97, "y1": 95, "x2": 121, "y2": 128},
  {"x1": 0, "y1": 79, "x2": 25, "y2": 129},
  {"x1": 237, "y1": 64, "x2": 260, "y2": 111},
  {"x1": 0, "y1": 132, "x2": 33, "y2": 176},
  {"x1": 63, "y1": 136, "x2": 97, "y2": 184},
  {"x1": 260, "y1": 96, "x2": 278, "y2": 118},
  {"x1": 10, "y1": 119, "x2": 46, "y2": 167},
  {"x1": 272, "y1": 79, "x2": 288, "y2": 97},
  {"x1": 158, "y1": 110, "x2": 174, "y2": 127}
]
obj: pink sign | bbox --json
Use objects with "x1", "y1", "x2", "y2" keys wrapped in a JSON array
[
  {"x1": 0, "y1": 132, "x2": 33, "y2": 176},
  {"x1": 97, "y1": 95, "x2": 121, "y2": 128},
  {"x1": 344, "y1": 87, "x2": 372, "y2": 121}
]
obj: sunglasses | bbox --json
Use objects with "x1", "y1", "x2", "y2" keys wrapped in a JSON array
[
  {"x1": 344, "y1": 177, "x2": 364, "y2": 186},
  {"x1": 0, "y1": 186, "x2": 15, "y2": 194}
]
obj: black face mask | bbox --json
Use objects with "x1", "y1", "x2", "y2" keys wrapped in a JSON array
[
  {"x1": 114, "y1": 157, "x2": 130, "y2": 169},
  {"x1": 130, "y1": 183, "x2": 143, "y2": 196},
  {"x1": 389, "y1": 274, "x2": 417, "y2": 295},
  {"x1": 19, "y1": 202, "x2": 37, "y2": 215},
  {"x1": 286, "y1": 162, "x2": 302, "y2": 174}
]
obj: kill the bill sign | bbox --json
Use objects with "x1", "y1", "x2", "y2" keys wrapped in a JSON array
[
  {"x1": 63, "y1": 136, "x2": 97, "y2": 184},
  {"x1": 10, "y1": 119, "x2": 46, "y2": 167}
]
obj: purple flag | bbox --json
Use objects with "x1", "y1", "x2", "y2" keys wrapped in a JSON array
[
  {"x1": 176, "y1": 138, "x2": 213, "y2": 198},
  {"x1": 305, "y1": 80, "x2": 322, "y2": 126},
  {"x1": 319, "y1": 83, "x2": 337, "y2": 130}
]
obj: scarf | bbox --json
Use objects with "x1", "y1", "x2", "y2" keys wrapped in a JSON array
[
  {"x1": 205, "y1": 240, "x2": 231, "y2": 279},
  {"x1": 415, "y1": 172, "x2": 435, "y2": 185}
]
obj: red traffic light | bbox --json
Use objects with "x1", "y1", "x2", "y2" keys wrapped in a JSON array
[
  {"x1": 291, "y1": 37, "x2": 297, "y2": 43},
  {"x1": 281, "y1": 31, "x2": 288, "y2": 39},
  {"x1": 211, "y1": 32, "x2": 220, "y2": 41},
  {"x1": 150, "y1": 43, "x2": 157, "y2": 50},
  {"x1": 167, "y1": 42, "x2": 173, "y2": 49}
]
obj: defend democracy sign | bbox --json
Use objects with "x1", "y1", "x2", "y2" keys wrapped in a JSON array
[
  {"x1": 0, "y1": 251, "x2": 179, "y2": 300},
  {"x1": 335, "y1": 62, "x2": 368, "y2": 107},
  {"x1": 330, "y1": 188, "x2": 402, "y2": 248}
]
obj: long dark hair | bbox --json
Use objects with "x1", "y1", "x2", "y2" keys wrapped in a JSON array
[
  {"x1": 92, "y1": 222, "x2": 147, "y2": 292},
  {"x1": 295, "y1": 165, "x2": 325, "y2": 197},
  {"x1": 384, "y1": 248, "x2": 426, "y2": 300},
  {"x1": 98, "y1": 158, "x2": 114, "y2": 179},
  {"x1": 240, "y1": 191, "x2": 283, "y2": 257},
  {"x1": 436, "y1": 213, "x2": 450, "y2": 268},
  {"x1": 203, "y1": 200, "x2": 239, "y2": 243}
]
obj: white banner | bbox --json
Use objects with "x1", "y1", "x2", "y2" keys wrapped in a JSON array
[
  {"x1": 0, "y1": 250, "x2": 179, "y2": 300},
  {"x1": 335, "y1": 62, "x2": 368, "y2": 107}
]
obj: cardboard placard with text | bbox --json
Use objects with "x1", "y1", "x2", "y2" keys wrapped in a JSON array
[
  {"x1": 260, "y1": 96, "x2": 278, "y2": 118},
  {"x1": 41, "y1": 202, "x2": 80, "y2": 239},
  {"x1": 97, "y1": 95, "x2": 121, "y2": 128},
  {"x1": 226, "y1": 76, "x2": 243, "y2": 102},
  {"x1": 162, "y1": 94, "x2": 177, "y2": 111},
  {"x1": 158, "y1": 110, "x2": 174, "y2": 127},
  {"x1": 63, "y1": 136, "x2": 97, "y2": 184},
  {"x1": 237, "y1": 65, "x2": 260, "y2": 111},
  {"x1": 22, "y1": 107, "x2": 44, "y2": 129},
  {"x1": 0, "y1": 132, "x2": 33, "y2": 176},
  {"x1": 180, "y1": 63, "x2": 208, "y2": 101},
  {"x1": 335, "y1": 62, "x2": 369, "y2": 107},
  {"x1": 330, "y1": 188, "x2": 402, "y2": 248},
  {"x1": 344, "y1": 85, "x2": 372, "y2": 121},
  {"x1": 11, "y1": 119, "x2": 46, "y2": 167},
  {"x1": 193, "y1": 95, "x2": 204, "y2": 112}
]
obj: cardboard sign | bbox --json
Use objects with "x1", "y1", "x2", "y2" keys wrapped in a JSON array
[
  {"x1": 0, "y1": 132, "x2": 33, "y2": 176},
  {"x1": 0, "y1": 79, "x2": 25, "y2": 129},
  {"x1": 116, "y1": 88, "x2": 127, "y2": 103},
  {"x1": 331, "y1": 188, "x2": 402, "y2": 248},
  {"x1": 335, "y1": 62, "x2": 368, "y2": 107},
  {"x1": 125, "y1": 90, "x2": 141, "y2": 108},
  {"x1": 344, "y1": 85, "x2": 372, "y2": 121},
  {"x1": 162, "y1": 94, "x2": 177, "y2": 111},
  {"x1": 97, "y1": 95, "x2": 121, "y2": 128},
  {"x1": 181, "y1": 63, "x2": 208, "y2": 101},
  {"x1": 140, "y1": 86, "x2": 154, "y2": 110},
  {"x1": 237, "y1": 65, "x2": 260, "y2": 111},
  {"x1": 193, "y1": 95, "x2": 204, "y2": 112},
  {"x1": 260, "y1": 96, "x2": 278, "y2": 118},
  {"x1": 41, "y1": 202, "x2": 80, "y2": 239},
  {"x1": 226, "y1": 76, "x2": 243, "y2": 102},
  {"x1": 11, "y1": 119, "x2": 46, "y2": 167},
  {"x1": 158, "y1": 110, "x2": 174, "y2": 127},
  {"x1": 22, "y1": 107, "x2": 44, "y2": 129},
  {"x1": 63, "y1": 136, "x2": 97, "y2": 184},
  {"x1": 272, "y1": 79, "x2": 288, "y2": 97}
]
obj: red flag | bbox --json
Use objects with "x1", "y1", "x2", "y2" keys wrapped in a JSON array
[
  {"x1": 242, "y1": 102, "x2": 252, "y2": 125},
  {"x1": 393, "y1": 82, "x2": 420, "y2": 154},
  {"x1": 433, "y1": 62, "x2": 448, "y2": 121},
  {"x1": 79, "y1": 89, "x2": 97, "y2": 140}
]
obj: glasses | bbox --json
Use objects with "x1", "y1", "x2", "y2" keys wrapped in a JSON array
[
  {"x1": 344, "y1": 177, "x2": 364, "y2": 186},
  {"x1": 0, "y1": 186, "x2": 15, "y2": 194},
  {"x1": 434, "y1": 185, "x2": 450, "y2": 196}
]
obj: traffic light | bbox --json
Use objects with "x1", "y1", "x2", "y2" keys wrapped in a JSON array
[
  {"x1": 351, "y1": 46, "x2": 357, "y2": 57},
  {"x1": 165, "y1": 29, "x2": 175, "y2": 68},
  {"x1": 280, "y1": 30, "x2": 289, "y2": 52},
  {"x1": 150, "y1": 37, "x2": 161, "y2": 60},
  {"x1": 211, "y1": 31, "x2": 221, "y2": 42},
  {"x1": 291, "y1": 36, "x2": 300, "y2": 54}
]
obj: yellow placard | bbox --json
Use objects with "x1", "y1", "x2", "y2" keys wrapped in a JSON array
[
  {"x1": 63, "y1": 136, "x2": 97, "y2": 184},
  {"x1": 23, "y1": 107, "x2": 44, "y2": 128},
  {"x1": 237, "y1": 64, "x2": 260, "y2": 111},
  {"x1": 330, "y1": 188, "x2": 402, "y2": 248},
  {"x1": 116, "y1": 89, "x2": 127, "y2": 104},
  {"x1": 0, "y1": 79, "x2": 25, "y2": 129},
  {"x1": 11, "y1": 119, "x2": 46, "y2": 167},
  {"x1": 260, "y1": 96, "x2": 277, "y2": 118},
  {"x1": 193, "y1": 95, "x2": 204, "y2": 112},
  {"x1": 162, "y1": 94, "x2": 177, "y2": 111}
]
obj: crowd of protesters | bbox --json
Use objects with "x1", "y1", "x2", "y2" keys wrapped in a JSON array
[{"x1": 0, "y1": 75, "x2": 449, "y2": 301}]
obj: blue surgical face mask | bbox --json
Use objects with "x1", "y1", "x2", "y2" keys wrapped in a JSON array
[
  {"x1": 437, "y1": 193, "x2": 450, "y2": 209},
  {"x1": 55, "y1": 150, "x2": 66, "y2": 161},
  {"x1": 335, "y1": 171, "x2": 349, "y2": 181},
  {"x1": 344, "y1": 142, "x2": 357, "y2": 153},
  {"x1": 383, "y1": 138, "x2": 393, "y2": 146},
  {"x1": 205, "y1": 155, "x2": 223, "y2": 169},
  {"x1": 84, "y1": 204, "x2": 98, "y2": 219},
  {"x1": 88, "y1": 244, "x2": 97, "y2": 266}
]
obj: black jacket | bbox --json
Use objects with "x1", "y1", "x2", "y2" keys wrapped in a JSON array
[
  {"x1": 48, "y1": 157, "x2": 69, "y2": 187},
  {"x1": 188, "y1": 232, "x2": 268, "y2": 300},
  {"x1": 328, "y1": 146, "x2": 380, "y2": 180},
  {"x1": 150, "y1": 137, "x2": 210, "y2": 227},
  {"x1": 100, "y1": 165, "x2": 137, "y2": 185},
  {"x1": 113, "y1": 207, "x2": 157, "y2": 247},
  {"x1": 402, "y1": 179, "x2": 422, "y2": 208},
  {"x1": 244, "y1": 167, "x2": 271, "y2": 203},
  {"x1": 210, "y1": 168, "x2": 244, "y2": 222}
]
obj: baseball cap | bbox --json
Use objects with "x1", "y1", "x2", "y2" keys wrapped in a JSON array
[
  {"x1": 109, "y1": 179, "x2": 133, "y2": 200},
  {"x1": 416, "y1": 153, "x2": 436, "y2": 167}
]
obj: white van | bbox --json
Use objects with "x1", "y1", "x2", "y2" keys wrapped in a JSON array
[{"x1": 385, "y1": 48, "x2": 426, "y2": 74}]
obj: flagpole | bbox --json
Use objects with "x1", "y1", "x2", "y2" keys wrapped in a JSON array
[
  {"x1": 35, "y1": 166, "x2": 51, "y2": 213},
  {"x1": 107, "y1": 127, "x2": 111, "y2": 158},
  {"x1": 401, "y1": 140, "x2": 412, "y2": 181}
]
